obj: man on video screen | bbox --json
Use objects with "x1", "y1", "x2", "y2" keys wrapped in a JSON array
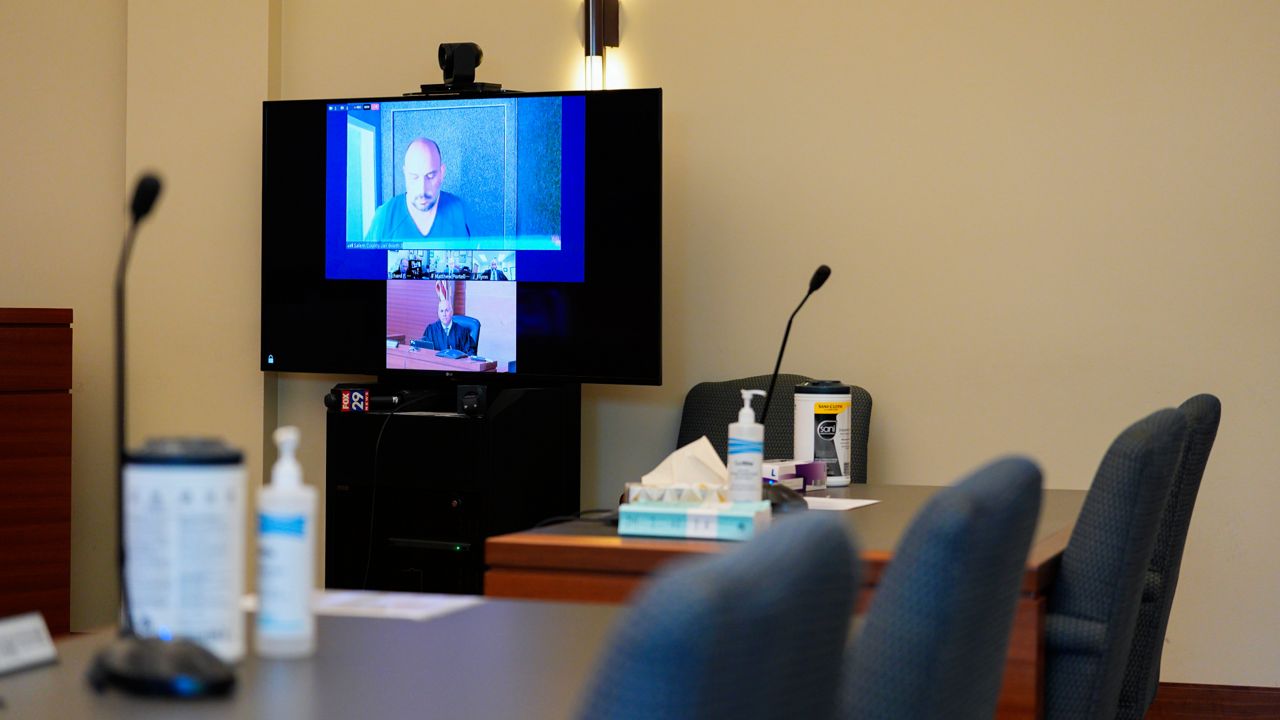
[
  {"x1": 479, "y1": 258, "x2": 508, "y2": 281},
  {"x1": 365, "y1": 138, "x2": 471, "y2": 241},
  {"x1": 422, "y1": 299, "x2": 477, "y2": 355}
]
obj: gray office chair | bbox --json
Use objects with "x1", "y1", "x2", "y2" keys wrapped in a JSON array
[
  {"x1": 576, "y1": 512, "x2": 861, "y2": 720},
  {"x1": 1114, "y1": 394, "x2": 1221, "y2": 720},
  {"x1": 1044, "y1": 408, "x2": 1188, "y2": 720},
  {"x1": 677, "y1": 374, "x2": 873, "y2": 483},
  {"x1": 839, "y1": 456, "x2": 1043, "y2": 720}
]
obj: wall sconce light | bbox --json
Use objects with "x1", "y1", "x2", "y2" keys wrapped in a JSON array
[{"x1": 584, "y1": 0, "x2": 619, "y2": 90}]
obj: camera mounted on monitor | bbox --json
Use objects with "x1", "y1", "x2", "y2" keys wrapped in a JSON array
[{"x1": 416, "y1": 42, "x2": 505, "y2": 96}]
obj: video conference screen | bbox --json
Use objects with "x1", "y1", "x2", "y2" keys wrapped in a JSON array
[{"x1": 261, "y1": 89, "x2": 661, "y2": 385}]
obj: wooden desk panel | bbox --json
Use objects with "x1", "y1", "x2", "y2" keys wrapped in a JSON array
[
  {"x1": 486, "y1": 486, "x2": 1080, "y2": 594},
  {"x1": 385, "y1": 345, "x2": 498, "y2": 372},
  {"x1": 0, "y1": 326, "x2": 72, "y2": 391},
  {"x1": 485, "y1": 484, "x2": 1085, "y2": 720},
  {"x1": 0, "y1": 309, "x2": 72, "y2": 634}
]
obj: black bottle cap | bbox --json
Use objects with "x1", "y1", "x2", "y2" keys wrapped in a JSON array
[
  {"x1": 794, "y1": 380, "x2": 850, "y2": 394},
  {"x1": 124, "y1": 438, "x2": 244, "y2": 465}
]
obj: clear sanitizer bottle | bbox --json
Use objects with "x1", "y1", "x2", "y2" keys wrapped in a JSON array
[
  {"x1": 256, "y1": 426, "x2": 316, "y2": 658},
  {"x1": 728, "y1": 389, "x2": 766, "y2": 503}
]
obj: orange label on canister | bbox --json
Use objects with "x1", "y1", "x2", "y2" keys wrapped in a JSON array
[{"x1": 814, "y1": 402, "x2": 851, "y2": 414}]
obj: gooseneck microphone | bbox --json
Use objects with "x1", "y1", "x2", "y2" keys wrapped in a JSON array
[
  {"x1": 759, "y1": 265, "x2": 831, "y2": 426},
  {"x1": 91, "y1": 174, "x2": 236, "y2": 698},
  {"x1": 115, "y1": 173, "x2": 162, "y2": 635},
  {"x1": 130, "y1": 175, "x2": 162, "y2": 224}
]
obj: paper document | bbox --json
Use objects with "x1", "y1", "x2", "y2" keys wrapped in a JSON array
[
  {"x1": 0, "y1": 612, "x2": 57, "y2": 675},
  {"x1": 242, "y1": 590, "x2": 484, "y2": 622},
  {"x1": 804, "y1": 497, "x2": 880, "y2": 511}
]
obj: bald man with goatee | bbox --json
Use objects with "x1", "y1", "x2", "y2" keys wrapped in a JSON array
[{"x1": 364, "y1": 138, "x2": 471, "y2": 242}]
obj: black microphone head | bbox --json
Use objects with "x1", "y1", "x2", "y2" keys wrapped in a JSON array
[
  {"x1": 809, "y1": 265, "x2": 831, "y2": 293},
  {"x1": 130, "y1": 174, "x2": 163, "y2": 223}
]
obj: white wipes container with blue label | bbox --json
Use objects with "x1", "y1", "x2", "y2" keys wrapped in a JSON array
[{"x1": 123, "y1": 438, "x2": 245, "y2": 662}]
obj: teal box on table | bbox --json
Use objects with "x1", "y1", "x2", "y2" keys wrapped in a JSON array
[{"x1": 617, "y1": 501, "x2": 772, "y2": 541}]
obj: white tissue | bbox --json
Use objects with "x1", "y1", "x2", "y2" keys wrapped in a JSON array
[
  {"x1": 628, "y1": 437, "x2": 731, "y2": 504},
  {"x1": 640, "y1": 436, "x2": 728, "y2": 487}
]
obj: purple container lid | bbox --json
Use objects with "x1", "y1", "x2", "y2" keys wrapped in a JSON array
[{"x1": 795, "y1": 461, "x2": 826, "y2": 489}]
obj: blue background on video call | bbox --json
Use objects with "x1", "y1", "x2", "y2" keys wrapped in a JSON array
[{"x1": 323, "y1": 95, "x2": 585, "y2": 282}]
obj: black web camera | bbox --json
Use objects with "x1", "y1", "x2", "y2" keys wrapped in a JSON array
[{"x1": 418, "y1": 42, "x2": 504, "y2": 95}]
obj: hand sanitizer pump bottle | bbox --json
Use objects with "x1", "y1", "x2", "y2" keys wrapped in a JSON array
[
  {"x1": 256, "y1": 426, "x2": 316, "y2": 658},
  {"x1": 728, "y1": 389, "x2": 766, "y2": 503}
]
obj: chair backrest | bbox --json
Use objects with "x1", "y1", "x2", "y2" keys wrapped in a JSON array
[
  {"x1": 1114, "y1": 394, "x2": 1221, "y2": 720},
  {"x1": 1045, "y1": 408, "x2": 1188, "y2": 720},
  {"x1": 840, "y1": 456, "x2": 1043, "y2": 720},
  {"x1": 677, "y1": 375, "x2": 873, "y2": 483},
  {"x1": 453, "y1": 314, "x2": 480, "y2": 349},
  {"x1": 576, "y1": 512, "x2": 860, "y2": 720}
]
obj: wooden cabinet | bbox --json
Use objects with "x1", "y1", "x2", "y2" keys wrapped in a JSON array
[{"x1": 0, "y1": 308, "x2": 72, "y2": 634}]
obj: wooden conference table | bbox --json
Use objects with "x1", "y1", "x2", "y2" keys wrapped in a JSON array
[
  {"x1": 485, "y1": 483, "x2": 1087, "y2": 720},
  {"x1": 0, "y1": 601, "x2": 619, "y2": 719}
]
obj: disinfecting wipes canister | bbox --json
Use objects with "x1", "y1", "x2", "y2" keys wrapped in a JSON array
[
  {"x1": 123, "y1": 438, "x2": 246, "y2": 662},
  {"x1": 793, "y1": 381, "x2": 853, "y2": 488}
]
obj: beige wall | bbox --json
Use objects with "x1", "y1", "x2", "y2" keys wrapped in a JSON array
[
  {"x1": 123, "y1": 0, "x2": 274, "y2": 617},
  {"x1": 0, "y1": 3, "x2": 127, "y2": 631},
  {"x1": 1, "y1": 0, "x2": 1276, "y2": 687},
  {"x1": 0, "y1": 0, "x2": 273, "y2": 629}
]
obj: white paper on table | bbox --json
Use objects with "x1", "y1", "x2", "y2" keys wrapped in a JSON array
[
  {"x1": 804, "y1": 497, "x2": 880, "y2": 511},
  {"x1": 0, "y1": 612, "x2": 57, "y2": 675},
  {"x1": 242, "y1": 590, "x2": 484, "y2": 622}
]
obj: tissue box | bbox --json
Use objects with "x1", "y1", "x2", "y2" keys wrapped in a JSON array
[
  {"x1": 624, "y1": 482, "x2": 730, "y2": 505},
  {"x1": 618, "y1": 501, "x2": 772, "y2": 541}
]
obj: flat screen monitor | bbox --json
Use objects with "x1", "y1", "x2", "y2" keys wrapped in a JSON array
[{"x1": 261, "y1": 89, "x2": 661, "y2": 385}]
